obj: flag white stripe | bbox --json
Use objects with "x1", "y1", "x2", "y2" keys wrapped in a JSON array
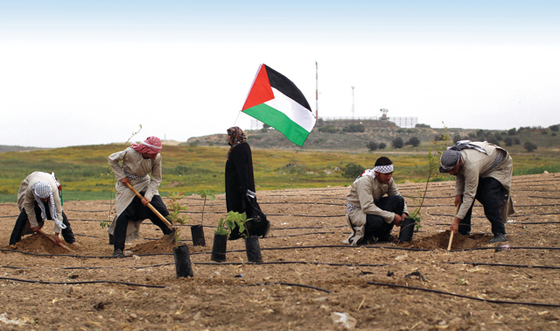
[{"x1": 264, "y1": 87, "x2": 316, "y2": 133}]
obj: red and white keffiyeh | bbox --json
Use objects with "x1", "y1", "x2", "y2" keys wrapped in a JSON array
[{"x1": 132, "y1": 136, "x2": 162, "y2": 154}]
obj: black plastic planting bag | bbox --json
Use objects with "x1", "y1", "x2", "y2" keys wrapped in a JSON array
[
  {"x1": 245, "y1": 235, "x2": 262, "y2": 262},
  {"x1": 211, "y1": 233, "x2": 228, "y2": 262},
  {"x1": 173, "y1": 245, "x2": 194, "y2": 278},
  {"x1": 190, "y1": 224, "x2": 206, "y2": 246},
  {"x1": 399, "y1": 218, "x2": 416, "y2": 243}
]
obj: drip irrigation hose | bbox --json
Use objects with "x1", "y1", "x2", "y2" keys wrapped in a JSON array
[
  {"x1": 0, "y1": 276, "x2": 165, "y2": 288},
  {"x1": 367, "y1": 281, "x2": 560, "y2": 308},
  {"x1": 5, "y1": 258, "x2": 560, "y2": 272},
  {"x1": 443, "y1": 261, "x2": 560, "y2": 270},
  {"x1": 430, "y1": 211, "x2": 560, "y2": 217},
  {"x1": 247, "y1": 282, "x2": 332, "y2": 293},
  {"x1": 0, "y1": 248, "x2": 125, "y2": 259},
  {"x1": 7, "y1": 243, "x2": 560, "y2": 259}
]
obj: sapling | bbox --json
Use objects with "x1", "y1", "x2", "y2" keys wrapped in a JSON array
[
  {"x1": 166, "y1": 191, "x2": 190, "y2": 225},
  {"x1": 408, "y1": 126, "x2": 450, "y2": 230},
  {"x1": 102, "y1": 124, "x2": 143, "y2": 230},
  {"x1": 165, "y1": 192, "x2": 190, "y2": 247},
  {"x1": 198, "y1": 189, "x2": 215, "y2": 226},
  {"x1": 224, "y1": 211, "x2": 252, "y2": 238},
  {"x1": 173, "y1": 230, "x2": 182, "y2": 248},
  {"x1": 215, "y1": 211, "x2": 253, "y2": 238},
  {"x1": 215, "y1": 218, "x2": 230, "y2": 236}
]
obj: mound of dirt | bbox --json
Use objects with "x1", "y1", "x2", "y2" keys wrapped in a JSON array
[
  {"x1": 130, "y1": 235, "x2": 176, "y2": 255},
  {"x1": 404, "y1": 231, "x2": 487, "y2": 250},
  {"x1": 14, "y1": 233, "x2": 72, "y2": 254}
]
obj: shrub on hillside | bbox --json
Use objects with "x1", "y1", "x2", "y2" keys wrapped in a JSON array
[
  {"x1": 405, "y1": 137, "x2": 421, "y2": 147},
  {"x1": 504, "y1": 137, "x2": 513, "y2": 146},
  {"x1": 392, "y1": 137, "x2": 404, "y2": 149},
  {"x1": 486, "y1": 134, "x2": 499, "y2": 145},
  {"x1": 508, "y1": 128, "x2": 517, "y2": 136},
  {"x1": 366, "y1": 141, "x2": 379, "y2": 151},
  {"x1": 342, "y1": 124, "x2": 365, "y2": 133},
  {"x1": 524, "y1": 141, "x2": 538, "y2": 152},
  {"x1": 379, "y1": 142, "x2": 387, "y2": 149},
  {"x1": 550, "y1": 125, "x2": 559, "y2": 132},
  {"x1": 342, "y1": 163, "x2": 365, "y2": 179},
  {"x1": 318, "y1": 125, "x2": 338, "y2": 133}
]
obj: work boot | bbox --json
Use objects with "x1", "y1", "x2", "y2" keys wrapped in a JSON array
[
  {"x1": 113, "y1": 248, "x2": 125, "y2": 258},
  {"x1": 489, "y1": 233, "x2": 508, "y2": 243}
]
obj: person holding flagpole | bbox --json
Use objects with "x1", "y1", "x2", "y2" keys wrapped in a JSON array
[{"x1": 225, "y1": 126, "x2": 270, "y2": 240}]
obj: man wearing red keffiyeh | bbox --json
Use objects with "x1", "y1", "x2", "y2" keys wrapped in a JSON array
[{"x1": 107, "y1": 136, "x2": 173, "y2": 258}]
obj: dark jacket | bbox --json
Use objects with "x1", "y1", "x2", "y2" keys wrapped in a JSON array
[{"x1": 225, "y1": 142, "x2": 255, "y2": 213}]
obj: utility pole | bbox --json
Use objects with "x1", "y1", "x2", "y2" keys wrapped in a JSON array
[
  {"x1": 351, "y1": 86, "x2": 355, "y2": 119},
  {"x1": 315, "y1": 61, "x2": 318, "y2": 119}
]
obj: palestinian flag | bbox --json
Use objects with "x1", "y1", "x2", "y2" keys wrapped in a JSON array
[{"x1": 241, "y1": 64, "x2": 316, "y2": 146}]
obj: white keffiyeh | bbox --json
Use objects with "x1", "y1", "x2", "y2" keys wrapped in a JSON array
[{"x1": 32, "y1": 181, "x2": 66, "y2": 230}]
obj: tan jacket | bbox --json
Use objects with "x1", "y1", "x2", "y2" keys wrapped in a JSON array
[
  {"x1": 344, "y1": 175, "x2": 408, "y2": 245},
  {"x1": 107, "y1": 147, "x2": 163, "y2": 241},
  {"x1": 17, "y1": 171, "x2": 63, "y2": 233},
  {"x1": 455, "y1": 141, "x2": 514, "y2": 222}
]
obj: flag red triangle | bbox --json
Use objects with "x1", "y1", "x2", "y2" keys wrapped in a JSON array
[{"x1": 241, "y1": 64, "x2": 275, "y2": 111}]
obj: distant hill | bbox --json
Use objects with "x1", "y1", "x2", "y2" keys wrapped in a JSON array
[
  {"x1": 185, "y1": 121, "x2": 560, "y2": 154},
  {"x1": 0, "y1": 145, "x2": 43, "y2": 153}
]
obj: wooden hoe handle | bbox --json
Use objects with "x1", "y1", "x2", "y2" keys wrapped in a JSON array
[
  {"x1": 124, "y1": 182, "x2": 173, "y2": 228},
  {"x1": 37, "y1": 229, "x2": 73, "y2": 252},
  {"x1": 447, "y1": 205, "x2": 461, "y2": 251}
]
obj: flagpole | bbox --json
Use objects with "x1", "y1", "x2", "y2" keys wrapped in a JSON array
[
  {"x1": 315, "y1": 61, "x2": 319, "y2": 119},
  {"x1": 233, "y1": 110, "x2": 242, "y2": 127}
]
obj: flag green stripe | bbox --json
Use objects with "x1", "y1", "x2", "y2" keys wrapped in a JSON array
[{"x1": 243, "y1": 104, "x2": 310, "y2": 146}]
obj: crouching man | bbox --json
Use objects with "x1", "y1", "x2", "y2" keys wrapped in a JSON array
[{"x1": 344, "y1": 157, "x2": 414, "y2": 246}]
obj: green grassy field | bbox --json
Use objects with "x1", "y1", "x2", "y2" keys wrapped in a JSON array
[{"x1": 0, "y1": 142, "x2": 559, "y2": 203}]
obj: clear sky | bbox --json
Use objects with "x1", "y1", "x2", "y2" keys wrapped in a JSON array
[{"x1": 1, "y1": 0, "x2": 559, "y2": 148}]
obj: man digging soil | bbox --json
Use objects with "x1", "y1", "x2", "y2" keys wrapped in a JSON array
[
  {"x1": 439, "y1": 140, "x2": 514, "y2": 243},
  {"x1": 107, "y1": 136, "x2": 174, "y2": 258},
  {"x1": 9, "y1": 171, "x2": 78, "y2": 248}
]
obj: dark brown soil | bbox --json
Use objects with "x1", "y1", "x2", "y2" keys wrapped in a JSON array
[{"x1": 1, "y1": 173, "x2": 560, "y2": 330}]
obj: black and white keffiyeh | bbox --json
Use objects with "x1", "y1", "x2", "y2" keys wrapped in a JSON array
[
  {"x1": 32, "y1": 181, "x2": 66, "y2": 230},
  {"x1": 440, "y1": 140, "x2": 489, "y2": 172},
  {"x1": 353, "y1": 164, "x2": 394, "y2": 184},
  {"x1": 373, "y1": 164, "x2": 394, "y2": 174}
]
